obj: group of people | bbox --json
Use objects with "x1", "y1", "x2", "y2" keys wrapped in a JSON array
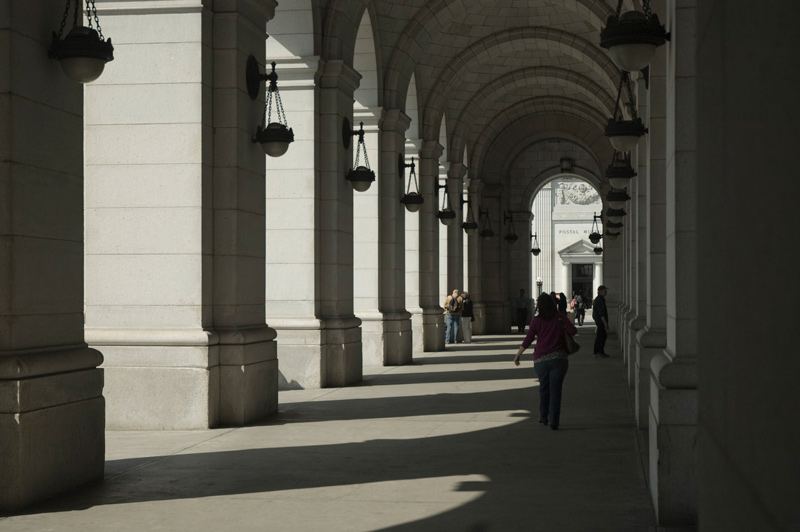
[
  {"x1": 512, "y1": 285, "x2": 610, "y2": 431},
  {"x1": 442, "y1": 289, "x2": 475, "y2": 344}
]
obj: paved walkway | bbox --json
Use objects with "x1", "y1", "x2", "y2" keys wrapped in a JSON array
[{"x1": 1, "y1": 327, "x2": 657, "y2": 531}]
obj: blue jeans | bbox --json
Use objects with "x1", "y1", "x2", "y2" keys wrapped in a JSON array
[
  {"x1": 534, "y1": 358, "x2": 569, "y2": 426},
  {"x1": 445, "y1": 314, "x2": 460, "y2": 343}
]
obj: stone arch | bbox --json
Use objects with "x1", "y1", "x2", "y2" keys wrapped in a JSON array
[
  {"x1": 461, "y1": 98, "x2": 610, "y2": 173},
  {"x1": 421, "y1": 27, "x2": 619, "y2": 141},
  {"x1": 383, "y1": 0, "x2": 620, "y2": 109},
  {"x1": 449, "y1": 67, "x2": 616, "y2": 159}
]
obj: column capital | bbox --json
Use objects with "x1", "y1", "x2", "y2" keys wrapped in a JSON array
[
  {"x1": 420, "y1": 140, "x2": 444, "y2": 160},
  {"x1": 468, "y1": 178, "x2": 483, "y2": 195},
  {"x1": 447, "y1": 162, "x2": 467, "y2": 180},
  {"x1": 379, "y1": 109, "x2": 411, "y2": 134},
  {"x1": 318, "y1": 59, "x2": 361, "y2": 94}
]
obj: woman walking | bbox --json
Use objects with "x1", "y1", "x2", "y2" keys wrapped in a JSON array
[{"x1": 513, "y1": 293, "x2": 578, "y2": 430}]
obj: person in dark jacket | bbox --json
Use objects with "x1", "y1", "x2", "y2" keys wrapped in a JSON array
[
  {"x1": 513, "y1": 293, "x2": 578, "y2": 430},
  {"x1": 592, "y1": 285, "x2": 609, "y2": 358},
  {"x1": 557, "y1": 292, "x2": 568, "y2": 313},
  {"x1": 461, "y1": 292, "x2": 474, "y2": 343}
]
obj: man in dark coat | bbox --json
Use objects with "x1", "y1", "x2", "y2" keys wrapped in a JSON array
[{"x1": 592, "y1": 285, "x2": 609, "y2": 358}]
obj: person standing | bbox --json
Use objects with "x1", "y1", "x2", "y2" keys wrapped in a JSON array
[
  {"x1": 592, "y1": 285, "x2": 609, "y2": 358},
  {"x1": 557, "y1": 292, "x2": 568, "y2": 314},
  {"x1": 461, "y1": 292, "x2": 474, "y2": 343},
  {"x1": 575, "y1": 292, "x2": 586, "y2": 326},
  {"x1": 513, "y1": 293, "x2": 578, "y2": 430},
  {"x1": 515, "y1": 289, "x2": 532, "y2": 333},
  {"x1": 443, "y1": 289, "x2": 463, "y2": 344}
]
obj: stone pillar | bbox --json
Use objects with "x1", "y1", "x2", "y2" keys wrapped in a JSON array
[
  {"x1": 649, "y1": 0, "x2": 698, "y2": 525},
  {"x1": 0, "y1": 1, "x2": 104, "y2": 510},
  {"x1": 593, "y1": 261, "x2": 604, "y2": 291},
  {"x1": 263, "y1": 55, "x2": 320, "y2": 389},
  {"x1": 446, "y1": 163, "x2": 466, "y2": 292},
  {"x1": 636, "y1": 38, "x2": 668, "y2": 431},
  {"x1": 481, "y1": 192, "x2": 505, "y2": 333},
  {"x1": 86, "y1": 1, "x2": 279, "y2": 428},
  {"x1": 404, "y1": 139, "x2": 424, "y2": 352},
  {"x1": 375, "y1": 109, "x2": 412, "y2": 365},
  {"x1": 467, "y1": 179, "x2": 486, "y2": 334},
  {"x1": 353, "y1": 108, "x2": 382, "y2": 366},
  {"x1": 561, "y1": 261, "x2": 571, "y2": 295},
  {"x1": 418, "y1": 141, "x2": 445, "y2": 351},
  {"x1": 269, "y1": 59, "x2": 363, "y2": 388}
]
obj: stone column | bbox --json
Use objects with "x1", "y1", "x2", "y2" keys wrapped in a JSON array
[
  {"x1": 85, "y1": 1, "x2": 279, "y2": 428},
  {"x1": 648, "y1": 0, "x2": 698, "y2": 525},
  {"x1": 593, "y1": 262, "x2": 604, "y2": 291},
  {"x1": 636, "y1": 39, "x2": 668, "y2": 431},
  {"x1": 480, "y1": 192, "x2": 505, "y2": 333},
  {"x1": 418, "y1": 141, "x2": 445, "y2": 351},
  {"x1": 353, "y1": 108, "x2": 381, "y2": 366},
  {"x1": 561, "y1": 261, "x2": 570, "y2": 295},
  {"x1": 404, "y1": 139, "x2": 423, "y2": 352},
  {"x1": 263, "y1": 55, "x2": 320, "y2": 389},
  {"x1": 269, "y1": 59, "x2": 363, "y2": 388},
  {"x1": 446, "y1": 163, "x2": 466, "y2": 292},
  {"x1": 467, "y1": 179, "x2": 486, "y2": 334},
  {"x1": 375, "y1": 109, "x2": 412, "y2": 365},
  {"x1": 0, "y1": 1, "x2": 104, "y2": 510}
]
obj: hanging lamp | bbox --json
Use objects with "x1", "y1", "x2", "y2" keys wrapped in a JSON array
[
  {"x1": 600, "y1": 0, "x2": 668, "y2": 72},
  {"x1": 461, "y1": 196, "x2": 478, "y2": 235},
  {"x1": 589, "y1": 213, "x2": 603, "y2": 244},
  {"x1": 530, "y1": 232, "x2": 541, "y2": 256},
  {"x1": 49, "y1": 0, "x2": 114, "y2": 83},
  {"x1": 478, "y1": 207, "x2": 494, "y2": 240},
  {"x1": 503, "y1": 212, "x2": 518, "y2": 244},
  {"x1": 437, "y1": 182, "x2": 456, "y2": 225},
  {"x1": 605, "y1": 72, "x2": 648, "y2": 152},
  {"x1": 248, "y1": 58, "x2": 294, "y2": 157},
  {"x1": 605, "y1": 151, "x2": 637, "y2": 189},
  {"x1": 400, "y1": 156, "x2": 423, "y2": 212},
  {"x1": 343, "y1": 120, "x2": 375, "y2": 192}
]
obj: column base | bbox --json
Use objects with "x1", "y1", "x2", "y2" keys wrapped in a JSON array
[
  {"x1": 483, "y1": 301, "x2": 507, "y2": 334},
  {"x1": 421, "y1": 307, "x2": 445, "y2": 351},
  {"x1": 0, "y1": 347, "x2": 104, "y2": 512},
  {"x1": 360, "y1": 311, "x2": 412, "y2": 366},
  {"x1": 635, "y1": 327, "x2": 666, "y2": 429},
  {"x1": 271, "y1": 317, "x2": 362, "y2": 389},
  {"x1": 649, "y1": 352, "x2": 698, "y2": 527},
  {"x1": 472, "y1": 303, "x2": 487, "y2": 335},
  {"x1": 217, "y1": 326, "x2": 279, "y2": 426},
  {"x1": 409, "y1": 307, "x2": 424, "y2": 353},
  {"x1": 88, "y1": 328, "x2": 220, "y2": 429}
]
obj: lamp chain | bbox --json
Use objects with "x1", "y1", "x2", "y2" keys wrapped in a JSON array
[
  {"x1": 73, "y1": 0, "x2": 80, "y2": 30},
  {"x1": 642, "y1": 0, "x2": 653, "y2": 18},
  {"x1": 624, "y1": 73, "x2": 638, "y2": 119},
  {"x1": 57, "y1": 0, "x2": 72, "y2": 38},
  {"x1": 86, "y1": 0, "x2": 104, "y2": 40},
  {"x1": 354, "y1": 135, "x2": 370, "y2": 169},
  {"x1": 405, "y1": 160, "x2": 418, "y2": 194},
  {"x1": 614, "y1": 0, "x2": 623, "y2": 17},
  {"x1": 440, "y1": 183, "x2": 448, "y2": 210}
]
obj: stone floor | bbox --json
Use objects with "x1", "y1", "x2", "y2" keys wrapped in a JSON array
[{"x1": 1, "y1": 327, "x2": 661, "y2": 531}]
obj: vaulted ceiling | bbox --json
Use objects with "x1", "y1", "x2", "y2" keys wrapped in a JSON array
[{"x1": 275, "y1": 0, "x2": 630, "y2": 196}]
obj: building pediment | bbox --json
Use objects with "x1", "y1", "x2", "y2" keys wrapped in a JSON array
[{"x1": 558, "y1": 239, "x2": 601, "y2": 262}]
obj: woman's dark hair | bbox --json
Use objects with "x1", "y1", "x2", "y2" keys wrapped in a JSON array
[{"x1": 536, "y1": 293, "x2": 557, "y2": 320}]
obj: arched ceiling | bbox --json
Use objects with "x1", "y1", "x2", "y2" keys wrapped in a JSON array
[{"x1": 319, "y1": 0, "x2": 630, "y2": 191}]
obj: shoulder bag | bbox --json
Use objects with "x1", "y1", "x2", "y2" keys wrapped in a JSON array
[{"x1": 560, "y1": 315, "x2": 580, "y2": 355}]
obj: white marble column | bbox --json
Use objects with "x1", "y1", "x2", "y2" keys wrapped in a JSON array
[
  {"x1": 480, "y1": 192, "x2": 506, "y2": 333},
  {"x1": 272, "y1": 59, "x2": 364, "y2": 388},
  {"x1": 85, "y1": 0, "x2": 279, "y2": 428},
  {"x1": 0, "y1": 0, "x2": 104, "y2": 510},
  {"x1": 404, "y1": 139, "x2": 424, "y2": 352},
  {"x1": 375, "y1": 109, "x2": 412, "y2": 365},
  {"x1": 418, "y1": 141, "x2": 445, "y2": 350},
  {"x1": 353, "y1": 109, "x2": 382, "y2": 366},
  {"x1": 636, "y1": 34, "x2": 668, "y2": 431},
  {"x1": 648, "y1": 0, "x2": 698, "y2": 525},
  {"x1": 467, "y1": 179, "x2": 486, "y2": 334},
  {"x1": 593, "y1": 261, "x2": 604, "y2": 292},
  {"x1": 561, "y1": 261, "x2": 570, "y2": 295},
  {"x1": 446, "y1": 163, "x2": 466, "y2": 292}
]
